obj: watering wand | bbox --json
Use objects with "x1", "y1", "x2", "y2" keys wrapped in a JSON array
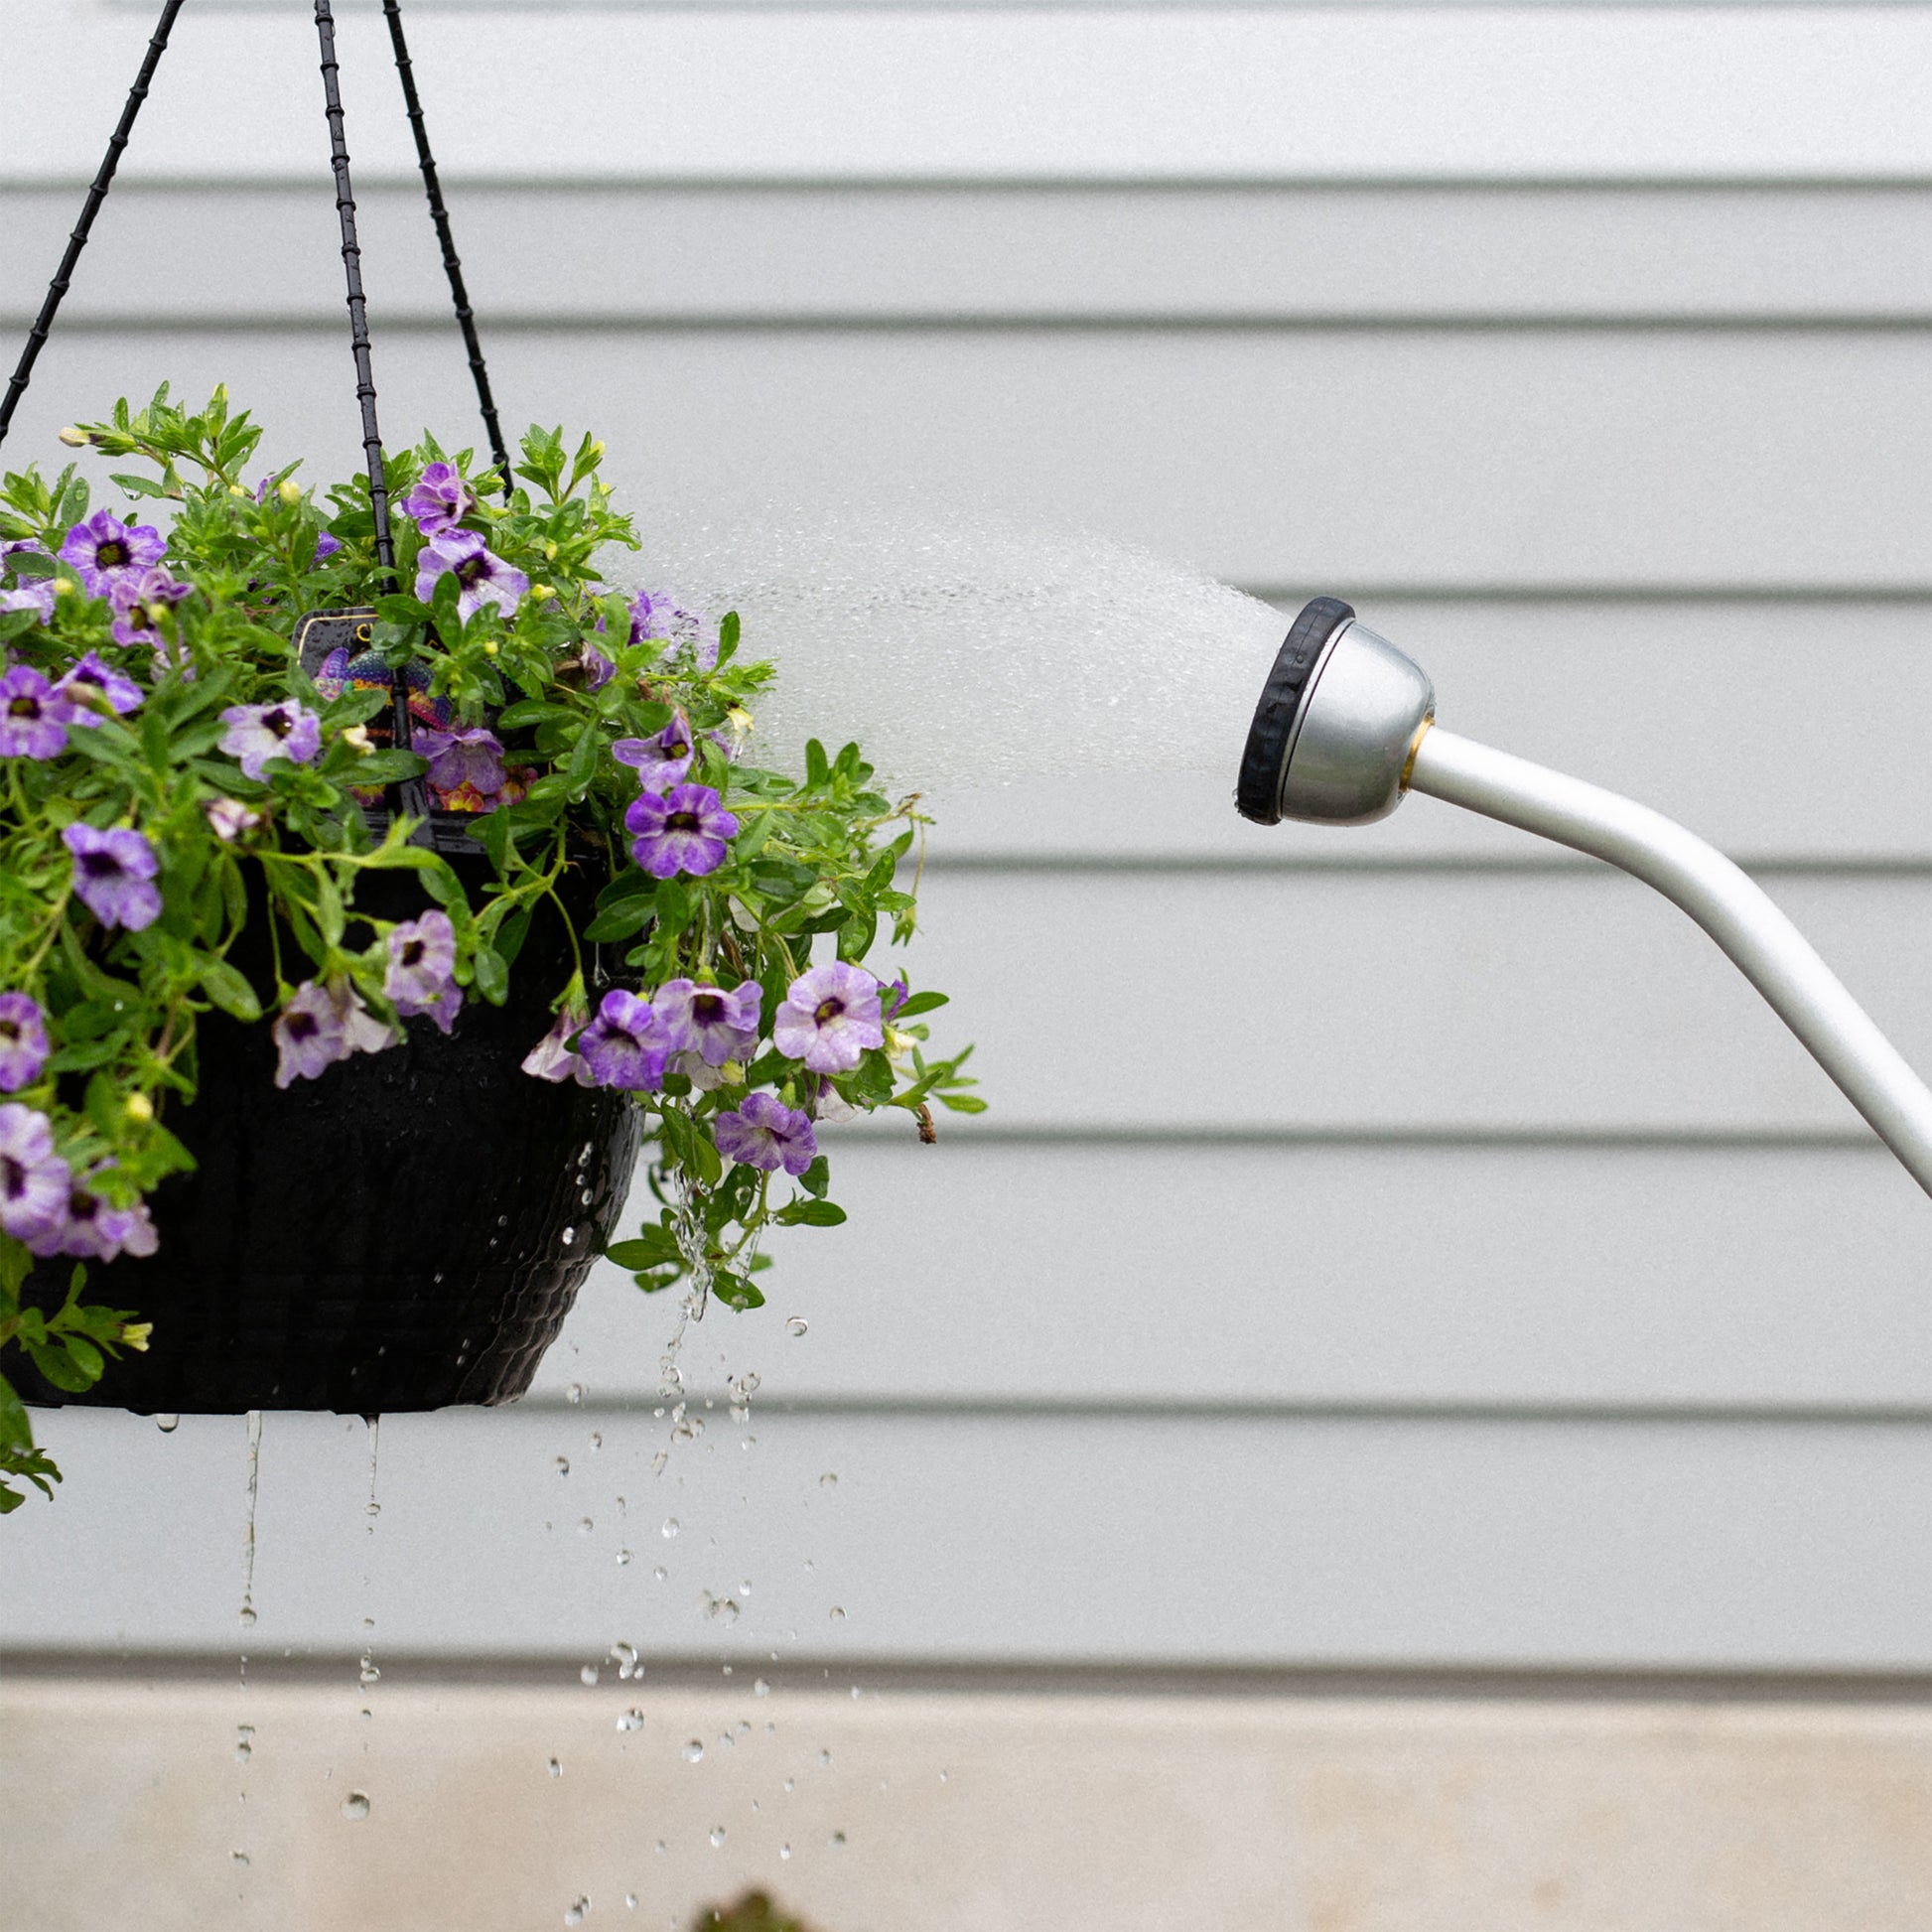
[{"x1": 1236, "y1": 596, "x2": 1932, "y2": 1201}]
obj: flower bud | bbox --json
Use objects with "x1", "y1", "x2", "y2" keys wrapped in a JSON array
[
  {"x1": 590, "y1": 441, "x2": 606, "y2": 460},
  {"x1": 341, "y1": 724, "x2": 373, "y2": 755},
  {"x1": 543, "y1": 541, "x2": 558, "y2": 561},
  {"x1": 228, "y1": 483, "x2": 248, "y2": 498},
  {"x1": 527, "y1": 584, "x2": 555, "y2": 603},
  {"x1": 277, "y1": 478, "x2": 302, "y2": 506},
  {"x1": 483, "y1": 639, "x2": 499, "y2": 657},
  {"x1": 53, "y1": 579, "x2": 75, "y2": 598},
  {"x1": 119, "y1": 1321, "x2": 153, "y2": 1352},
  {"x1": 58, "y1": 426, "x2": 91, "y2": 448},
  {"x1": 124, "y1": 1092, "x2": 154, "y2": 1123}
]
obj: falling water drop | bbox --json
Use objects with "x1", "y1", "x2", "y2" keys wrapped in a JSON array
[
  {"x1": 682, "y1": 1739, "x2": 704, "y2": 1762},
  {"x1": 580, "y1": 1186, "x2": 595, "y2": 1207},
  {"x1": 564, "y1": 1897, "x2": 591, "y2": 1927},
  {"x1": 784, "y1": 1316, "x2": 808, "y2": 1338},
  {"x1": 754, "y1": 1679, "x2": 769, "y2": 1697},
  {"x1": 580, "y1": 1665, "x2": 601, "y2": 1687},
  {"x1": 340, "y1": 1793, "x2": 371, "y2": 1822},
  {"x1": 549, "y1": 1757, "x2": 564, "y2": 1779},
  {"x1": 625, "y1": 1894, "x2": 638, "y2": 1910},
  {"x1": 230, "y1": 1851, "x2": 250, "y2": 1868},
  {"x1": 778, "y1": 1845, "x2": 791, "y2": 1862},
  {"x1": 819, "y1": 1472, "x2": 838, "y2": 1488},
  {"x1": 155, "y1": 1413, "x2": 180, "y2": 1433},
  {"x1": 565, "y1": 1383, "x2": 585, "y2": 1405},
  {"x1": 359, "y1": 1657, "x2": 381, "y2": 1689},
  {"x1": 554, "y1": 1456, "x2": 571, "y2": 1478},
  {"x1": 831, "y1": 1831, "x2": 847, "y2": 1848},
  {"x1": 660, "y1": 1518, "x2": 679, "y2": 1539},
  {"x1": 238, "y1": 1410, "x2": 263, "y2": 1634},
  {"x1": 617, "y1": 1710, "x2": 644, "y2": 1732},
  {"x1": 561, "y1": 1227, "x2": 577, "y2": 1247},
  {"x1": 616, "y1": 1549, "x2": 632, "y2": 1567},
  {"x1": 829, "y1": 1606, "x2": 846, "y2": 1622},
  {"x1": 578, "y1": 1518, "x2": 595, "y2": 1535},
  {"x1": 709, "y1": 1827, "x2": 726, "y2": 1849}
]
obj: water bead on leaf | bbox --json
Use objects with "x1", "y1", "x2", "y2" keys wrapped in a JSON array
[
  {"x1": 772, "y1": 963, "x2": 885, "y2": 1074},
  {"x1": 0, "y1": 994, "x2": 50, "y2": 1092},
  {"x1": 62, "y1": 823, "x2": 161, "y2": 931},
  {"x1": 0, "y1": 668, "x2": 73, "y2": 760},
  {"x1": 219, "y1": 700, "x2": 322, "y2": 781},
  {"x1": 623, "y1": 783, "x2": 738, "y2": 881},
  {"x1": 57, "y1": 510, "x2": 164, "y2": 599},
  {"x1": 713, "y1": 1094, "x2": 818, "y2": 1177}
]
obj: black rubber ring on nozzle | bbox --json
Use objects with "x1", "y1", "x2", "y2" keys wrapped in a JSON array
[{"x1": 1234, "y1": 596, "x2": 1356, "y2": 825}]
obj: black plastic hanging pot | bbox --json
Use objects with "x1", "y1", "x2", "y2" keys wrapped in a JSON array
[{"x1": 15, "y1": 842, "x2": 640, "y2": 1416}]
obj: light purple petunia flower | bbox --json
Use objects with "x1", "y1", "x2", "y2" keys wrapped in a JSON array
[
  {"x1": 312, "y1": 531, "x2": 343, "y2": 566},
  {"x1": 0, "y1": 994, "x2": 50, "y2": 1093},
  {"x1": 574, "y1": 988, "x2": 671, "y2": 1092},
  {"x1": 414, "y1": 528, "x2": 528, "y2": 620},
  {"x1": 56, "y1": 651, "x2": 143, "y2": 727},
  {"x1": 48, "y1": 1168, "x2": 158, "y2": 1262},
  {"x1": 0, "y1": 579, "x2": 55, "y2": 623},
  {"x1": 627, "y1": 588, "x2": 706, "y2": 661},
  {"x1": 560, "y1": 637, "x2": 615, "y2": 692},
  {"x1": 0, "y1": 667, "x2": 73, "y2": 759},
  {"x1": 220, "y1": 700, "x2": 322, "y2": 781},
  {"x1": 63, "y1": 823, "x2": 162, "y2": 931},
  {"x1": 623, "y1": 782, "x2": 737, "y2": 881},
  {"x1": 205, "y1": 797, "x2": 264, "y2": 843},
  {"x1": 413, "y1": 725, "x2": 507, "y2": 805},
  {"x1": 384, "y1": 910, "x2": 462, "y2": 1034},
  {"x1": 772, "y1": 962, "x2": 885, "y2": 1074},
  {"x1": 613, "y1": 711, "x2": 695, "y2": 793},
  {"x1": 271, "y1": 979, "x2": 397, "y2": 1088},
  {"x1": 653, "y1": 978, "x2": 761, "y2": 1067},
  {"x1": 402, "y1": 461, "x2": 479, "y2": 536},
  {"x1": 0, "y1": 1102, "x2": 71, "y2": 1248},
  {"x1": 521, "y1": 1001, "x2": 596, "y2": 1086},
  {"x1": 108, "y1": 567, "x2": 189, "y2": 650},
  {"x1": 59, "y1": 511, "x2": 165, "y2": 599},
  {"x1": 712, "y1": 1092, "x2": 818, "y2": 1176},
  {"x1": 803, "y1": 1071, "x2": 865, "y2": 1124}
]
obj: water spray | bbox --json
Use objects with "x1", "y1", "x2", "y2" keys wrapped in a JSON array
[{"x1": 1238, "y1": 596, "x2": 1932, "y2": 1200}]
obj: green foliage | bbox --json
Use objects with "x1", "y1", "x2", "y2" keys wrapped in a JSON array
[{"x1": 0, "y1": 386, "x2": 977, "y2": 1513}]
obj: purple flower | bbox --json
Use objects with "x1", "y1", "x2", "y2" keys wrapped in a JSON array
[
  {"x1": 713, "y1": 1093, "x2": 818, "y2": 1176},
  {"x1": 403, "y1": 461, "x2": 479, "y2": 536},
  {"x1": 772, "y1": 962, "x2": 885, "y2": 1074},
  {"x1": 59, "y1": 511, "x2": 164, "y2": 599},
  {"x1": 0, "y1": 667, "x2": 73, "y2": 759},
  {"x1": 220, "y1": 700, "x2": 322, "y2": 781},
  {"x1": 414, "y1": 528, "x2": 528, "y2": 620},
  {"x1": 312, "y1": 531, "x2": 343, "y2": 566},
  {"x1": 559, "y1": 637, "x2": 615, "y2": 692},
  {"x1": 0, "y1": 579, "x2": 55, "y2": 623},
  {"x1": 205, "y1": 797, "x2": 264, "y2": 843},
  {"x1": 0, "y1": 1103, "x2": 71, "y2": 1248},
  {"x1": 0, "y1": 994, "x2": 50, "y2": 1093},
  {"x1": 654, "y1": 978, "x2": 761, "y2": 1067},
  {"x1": 106, "y1": 567, "x2": 189, "y2": 651},
  {"x1": 48, "y1": 1169, "x2": 158, "y2": 1262},
  {"x1": 414, "y1": 725, "x2": 507, "y2": 809},
  {"x1": 574, "y1": 988, "x2": 671, "y2": 1092},
  {"x1": 56, "y1": 652, "x2": 143, "y2": 727},
  {"x1": 880, "y1": 974, "x2": 910, "y2": 1022},
  {"x1": 804, "y1": 1072, "x2": 865, "y2": 1124},
  {"x1": 63, "y1": 823, "x2": 162, "y2": 931},
  {"x1": 624, "y1": 782, "x2": 737, "y2": 881},
  {"x1": 627, "y1": 588, "x2": 705, "y2": 660},
  {"x1": 613, "y1": 711, "x2": 695, "y2": 793},
  {"x1": 384, "y1": 910, "x2": 461, "y2": 1034},
  {"x1": 521, "y1": 1001, "x2": 595, "y2": 1086},
  {"x1": 272, "y1": 980, "x2": 397, "y2": 1088}
]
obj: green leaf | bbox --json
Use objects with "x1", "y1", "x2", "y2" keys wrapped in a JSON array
[
  {"x1": 894, "y1": 990, "x2": 948, "y2": 1018},
  {"x1": 198, "y1": 958, "x2": 262, "y2": 1023},
  {"x1": 606, "y1": 1229, "x2": 682, "y2": 1270},
  {"x1": 710, "y1": 1268, "x2": 764, "y2": 1311},
  {"x1": 936, "y1": 1093, "x2": 988, "y2": 1113},
  {"x1": 774, "y1": 1198, "x2": 847, "y2": 1227},
  {"x1": 798, "y1": 1155, "x2": 831, "y2": 1200},
  {"x1": 472, "y1": 947, "x2": 509, "y2": 1006}
]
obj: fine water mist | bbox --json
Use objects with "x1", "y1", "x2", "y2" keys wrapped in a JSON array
[{"x1": 615, "y1": 504, "x2": 1289, "y2": 792}]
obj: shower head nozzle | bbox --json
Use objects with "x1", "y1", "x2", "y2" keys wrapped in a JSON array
[{"x1": 1235, "y1": 598, "x2": 1436, "y2": 826}]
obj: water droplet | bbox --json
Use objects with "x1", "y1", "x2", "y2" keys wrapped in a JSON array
[
  {"x1": 660, "y1": 1518, "x2": 679, "y2": 1539},
  {"x1": 819, "y1": 1472, "x2": 838, "y2": 1488},
  {"x1": 709, "y1": 1827, "x2": 726, "y2": 1849},
  {"x1": 784, "y1": 1316, "x2": 808, "y2": 1337},
  {"x1": 359, "y1": 1659, "x2": 380, "y2": 1688},
  {"x1": 739, "y1": 1579, "x2": 753, "y2": 1596},
  {"x1": 580, "y1": 1665, "x2": 601, "y2": 1687},
  {"x1": 580, "y1": 1186, "x2": 595, "y2": 1207},
  {"x1": 778, "y1": 1845, "x2": 791, "y2": 1862},
  {"x1": 340, "y1": 1793, "x2": 370, "y2": 1822},
  {"x1": 612, "y1": 1641, "x2": 638, "y2": 1672},
  {"x1": 682, "y1": 1739, "x2": 704, "y2": 1762},
  {"x1": 364, "y1": 1500, "x2": 380, "y2": 1519},
  {"x1": 155, "y1": 1413, "x2": 180, "y2": 1433},
  {"x1": 617, "y1": 1710, "x2": 643, "y2": 1731},
  {"x1": 554, "y1": 1456, "x2": 570, "y2": 1477},
  {"x1": 578, "y1": 1518, "x2": 594, "y2": 1535},
  {"x1": 564, "y1": 1897, "x2": 591, "y2": 1927},
  {"x1": 237, "y1": 1605, "x2": 257, "y2": 1628},
  {"x1": 230, "y1": 1850, "x2": 250, "y2": 1867},
  {"x1": 652, "y1": 1566, "x2": 667, "y2": 1583},
  {"x1": 939, "y1": 1769, "x2": 949, "y2": 1782},
  {"x1": 496, "y1": 1213, "x2": 509, "y2": 1227},
  {"x1": 820, "y1": 1749, "x2": 833, "y2": 1766},
  {"x1": 831, "y1": 1830, "x2": 847, "y2": 1848},
  {"x1": 782, "y1": 1778, "x2": 795, "y2": 1793},
  {"x1": 624, "y1": 1895, "x2": 638, "y2": 1911},
  {"x1": 754, "y1": 1678, "x2": 769, "y2": 1697},
  {"x1": 829, "y1": 1606, "x2": 846, "y2": 1622},
  {"x1": 579, "y1": 1142, "x2": 595, "y2": 1166},
  {"x1": 565, "y1": 1383, "x2": 585, "y2": 1405},
  {"x1": 548, "y1": 1757, "x2": 563, "y2": 1778},
  {"x1": 616, "y1": 1549, "x2": 632, "y2": 1567},
  {"x1": 234, "y1": 1740, "x2": 252, "y2": 1763},
  {"x1": 589, "y1": 1432, "x2": 603, "y2": 1450},
  {"x1": 561, "y1": 1227, "x2": 577, "y2": 1247}
]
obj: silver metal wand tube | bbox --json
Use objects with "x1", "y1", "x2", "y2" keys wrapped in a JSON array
[{"x1": 1407, "y1": 725, "x2": 1932, "y2": 1200}]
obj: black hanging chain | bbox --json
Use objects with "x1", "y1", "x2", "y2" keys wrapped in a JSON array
[
  {"x1": 381, "y1": 0, "x2": 513, "y2": 499},
  {"x1": 0, "y1": 0, "x2": 188, "y2": 457},
  {"x1": 314, "y1": 0, "x2": 432, "y2": 832}
]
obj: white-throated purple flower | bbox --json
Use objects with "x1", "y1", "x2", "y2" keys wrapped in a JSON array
[
  {"x1": 0, "y1": 666, "x2": 73, "y2": 759},
  {"x1": 205, "y1": 796, "x2": 264, "y2": 843},
  {"x1": 414, "y1": 528, "x2": 528, "y2": 620},
  {"x1": 654, "y1": 978, "x2": 761, "y2": 1067},
  {"x1": 0, "y1": 1102, "x2": 71, "y2": 1248},
  {"x1": 402, "y1": 461, "x2": 479, "y2": 536},
  {"x1": 713, "y1": 1093, "x2": 817, "y2": 1176},
  {"x1": 56, "y1": 651, "x2": 143, "y2": 726},
  {"x1": 0, "y1": 579, "x2": 55, "y2": 623},
  {"x1": 414, "y1": 725, "x2": 507, "y2": 811},
  {"x1": 627, "y1": 588, "x2": 704, "y2": 658},
  {"x1": 803, "y1": 1072, "x2": 865, "y2": 1124},
  {"x1": 575, "y1": 989, "x2": 670, "y2": 1092},
  {"x1": 558, "y1": 637, "x2": 616, "y2": 692},
  {"x1": 624, "y1": 782, "x2": 737, "y2": 881},
  {"x1": 272, "y1": 979, "x2": 397, "y2": 1088},
  {"x1": 63, "y1": 823, "x2": 162, "y2": 931},
  {"x1": 59, "y1": 511, "x2": 164, "y2": 599},
  {"x1": 0, "y1": 994, "x2": 50, "y2": 1092},
  {"x1": 384, "y1": 910, "x2": 462, "y2": 1034},
  {"x1": 613, "y1": 711, "x2": 695, "y2": 793},
  {"x1": 521, "y1": 1000, "x2": 596, "y2": 1086},
  {"x1": 49, "y1": 1168, "x2": 158, "y2": 1263},
  {"x1": 108, "y1": 566, "x2": 189, "y2": 650},
  {"x1": 220, "y1": 700, "x2": 322, "y2": 781},
  {"x1": 773, "y1": 962, "x2": 885, "y2": 1074}
]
